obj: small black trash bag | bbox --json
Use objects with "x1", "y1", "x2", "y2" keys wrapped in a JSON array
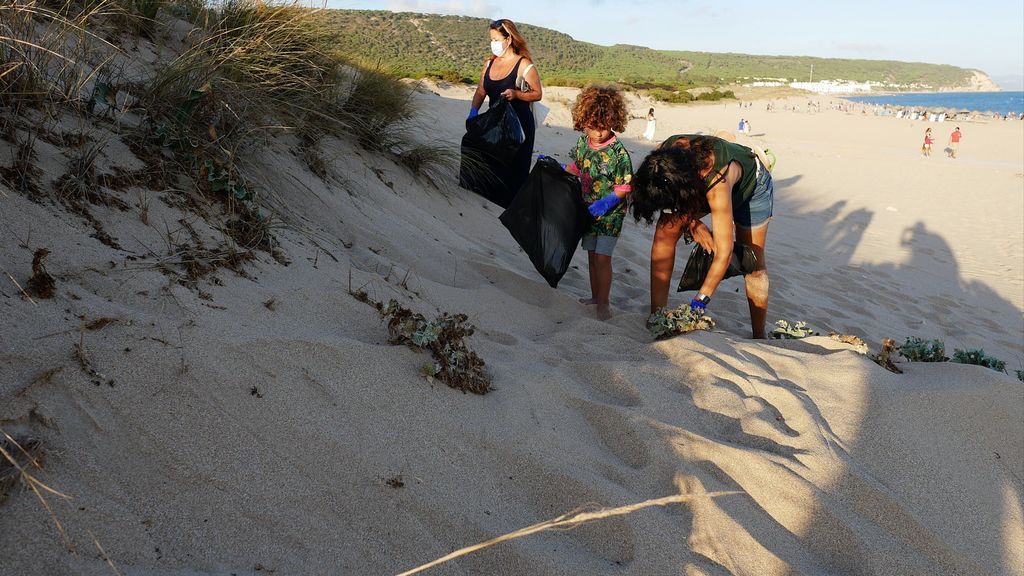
[
  {"x1": 459, "y1": 99, "x2": 525, "y2": 206},
  {"x1": 467, "y1": 98, "x2": 525, "y2": 159},
  {"x1": 499, "y1": 157, "x2": 591, "y2": 288},
  {"x1": 677, "y1": 243, "x2": 757, "y2": 292}
]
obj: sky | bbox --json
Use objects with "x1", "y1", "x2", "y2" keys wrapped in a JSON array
[{"x1": 332, "y1": 0, "x2": 1024, "y2": 90}]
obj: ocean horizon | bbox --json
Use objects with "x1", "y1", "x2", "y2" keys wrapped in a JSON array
[{"x1": 843, "y1": 91, "x2": 1024, "y2": 115}]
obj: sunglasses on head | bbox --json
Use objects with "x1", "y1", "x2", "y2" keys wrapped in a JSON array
[{"x1": 491, "y1": 20, "x2": 506, "y2": 31}]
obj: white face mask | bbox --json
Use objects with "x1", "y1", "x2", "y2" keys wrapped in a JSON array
[{"x1": 490, "y1": 40, "x2": 507, "y2": 57}]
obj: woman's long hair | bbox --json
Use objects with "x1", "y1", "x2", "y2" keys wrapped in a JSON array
[
  {"x1": 489, "y1": 19, "x2": 532, "y2": 61},
  {"x1": 632, "y1": 137, "x2": 719, "y2": 224}
]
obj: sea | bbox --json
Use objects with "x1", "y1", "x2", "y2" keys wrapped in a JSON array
[{"x1": 844, "y1": 91, "x2": 1024, "y2": 115}]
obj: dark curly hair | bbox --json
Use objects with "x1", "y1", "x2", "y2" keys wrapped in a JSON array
[
  {"x1": 631, "y1": 146, "x2": 711, "y2": 224},
  {"x1": 571, "y1": 85, "x2": 628, "y2": 132}
]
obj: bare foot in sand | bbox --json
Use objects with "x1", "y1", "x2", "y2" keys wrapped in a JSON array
[
  {"x1": 596, "y1": 305, "x2": 612, "y2": 320},
  {"x1": 579, "y1": 297, "x2": 597, "y2": 305}
]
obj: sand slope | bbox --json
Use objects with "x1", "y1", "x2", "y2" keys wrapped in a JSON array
[{"x1": 1, "y1": 82, "x2": 1022, "y2": 576}]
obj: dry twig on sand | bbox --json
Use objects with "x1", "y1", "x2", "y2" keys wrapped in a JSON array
[
  {"x1": 396, "y1": 491, "x2": 741, "y2": 576},
  {"x1": 74, "y1": 332, "x2": 112, "y2": 386},
  {"x1": 84, "y1": 317, "x2": 118, "y2": 331},
  {"x1": 872, "y1": 338, "x2": 903, "y2": 374},
  {"x1": 0, "y1": 431, "x2": 73, "y2": 551},
  {"x1": 1, "y1": 265, "x2": 36, "y2": 304},
  {"x1": 89, "y1": 530, "x2": 124, "y2": 576}
]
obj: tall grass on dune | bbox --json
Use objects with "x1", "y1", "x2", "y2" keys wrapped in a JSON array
[
  {"x1": 4, "y1": 0, "x2": 458, "y2": 206},
  {"x1": 340, "y1": 66, "x2": 413, "y2": 150},
  {"x1": 339, "y1": 66, "x2": 459, "y2": 184},
  {"x1": 141, "y1": 0, "x2": 341, "y2": 159},
  {"x1": 0, "y1": 0, "x2": 123, "y2": 109}
]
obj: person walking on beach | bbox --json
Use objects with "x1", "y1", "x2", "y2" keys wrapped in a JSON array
[
  {"x1": 564, "y1": 86, "x2": 634, "y2": 320},
  {"x1": 922, "y1": 128, "x2": 934, "y2": 157},
  {"x1": 631, "y1": 134, "x2": 774, "y2": 338},
  {"x1": 948, "y1": 127, "x2": 961, "y2": 158},
  {"x1": 468, "y1": 19, "x2": 543, "y2": 206},
  {"x1": 738, "y1": 118, "x2": 745, "y2": 133},
  {"x1": 642, "y1": 108, "x2": 657, "y2": 142}
]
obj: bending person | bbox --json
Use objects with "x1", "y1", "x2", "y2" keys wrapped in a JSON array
[
  {"x1": 632, "y1": 134, "x2": 774, "y2": 338},
  {"x1": 468, "y1": 18, "x2": 543, "y2": 207}
]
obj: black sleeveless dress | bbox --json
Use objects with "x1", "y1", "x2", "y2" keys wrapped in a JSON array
[{"x1": 482, "y1": 56, "x2": 536, "y2": 206}]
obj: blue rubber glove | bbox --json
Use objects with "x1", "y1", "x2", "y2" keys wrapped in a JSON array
[
  {"x1": 537, "y1": 154, "x2": 568, "y2": 170},
  {"x1": 467, "y1": 107, "x2": 479, "y2": 120},
  {"x1": 689, "y1": 298, "x2": 707, "y2": 314},
  {"x1": 588, "y1": 194, "x2": 621, "y2": 218}
]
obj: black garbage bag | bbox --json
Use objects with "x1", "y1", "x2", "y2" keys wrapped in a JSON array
[
  {"x1": 677, "y1": 243, "x2": 757, "y2": 292},
  {"x1": 459, "y1": 98, "x2": 525, "y2": 207},
  {"x1": 466, "y1": 97, "x2": 524, "y2": 159},
  {"x1": 458, "y1": 135, "x2": 505, "y2": 205},
  {"x1": 499, "y1": 157, "x2": 592, "y2": 288}
]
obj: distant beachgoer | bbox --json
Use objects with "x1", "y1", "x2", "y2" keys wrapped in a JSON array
[
  {"x1": 564, "y1": 86, "x2": 634, "y2": 320},
  {"x1": 632, "y1": 134, "x2": 774, "y2": 338},
  {"x1": 743, "y1": 119, "x2": 751, "y2": 133},
  {"x1": 948, "y1": 127, "x2": 962, "y2": 158},
  {"x1": 468, "y1": 19, "x2": 543, "y2": 206},
  {"x1": 738, "y1": 118, "x2": 745, "y2": 132},
  {"x1": 642, "y1": 108, "x2": 657, "y2": 142},
  {"x1": 922, "y1": 128, "x2": 934, "y2": 157}
]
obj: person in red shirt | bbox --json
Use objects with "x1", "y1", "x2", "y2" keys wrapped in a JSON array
[
  {"x1": 922, "y1": 128, "x2": 934, "y2": 157},
  {"x1": 948, "y1": 127, "x2": 962, "y2": 158}
]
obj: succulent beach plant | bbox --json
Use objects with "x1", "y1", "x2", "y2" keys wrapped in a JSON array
[
  {"x1": 378, "y1": 300, "x2": 491, "y2": 394},
  {"x1": 770, "y1": 320, "x2": 816, "y2": 339},
  {"x1": 647, "y1": 305, "x2": 716, "y2": 340},
  {"x1": 898, "y1": 337, "x2": 949, "y2": 362},
  {"x1": 951, "y1": 349, "x2": 1006, "y2": 373}
]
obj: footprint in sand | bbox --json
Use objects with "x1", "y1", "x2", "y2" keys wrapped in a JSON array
[
  {"x1": 510, "y1": 459, "x2": 637, "y2": 565},
  {"x1": 570, "y1": 398, "x2": 651, "y2": 470},
  {"x1": 482, "y1": 330, "x2": 518, "y2": 346},
  {"x1": 571, "y1": 362, "x2": 644, "y2": 407}
]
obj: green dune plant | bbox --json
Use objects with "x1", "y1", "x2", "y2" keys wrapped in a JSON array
[
  {"x1": 647, "y1": 305, "x2": 716, "y2": 340},
  {"x1": 951, "y1": 349, "x2": 1006, "y2": 373},
  {"x1": 898, "y1": 337, "x2": 949, "y2": 362},
  {"x1": 378, "y1": 299, "x2": 491, "y2": 394},
  {"x1": 771, "y1": 320, "x2": 817, "y2": 339}
]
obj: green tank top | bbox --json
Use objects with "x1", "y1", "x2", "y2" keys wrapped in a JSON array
[{"x1": 661, "y1": 134, "x2": 758, "y2": 205}]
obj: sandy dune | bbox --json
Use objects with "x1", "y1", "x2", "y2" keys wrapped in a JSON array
[{"x1": 1, "y1": 78, "x2": 1022, "y2": 576}]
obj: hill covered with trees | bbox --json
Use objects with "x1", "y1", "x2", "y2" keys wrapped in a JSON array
[{"x1": 324, "y1": 10, "x2": 978, "y2": 91}]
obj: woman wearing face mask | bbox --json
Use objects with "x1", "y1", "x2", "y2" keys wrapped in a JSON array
[{"x1": 468, "y1": 18, "x2": 543, "y2": 207}]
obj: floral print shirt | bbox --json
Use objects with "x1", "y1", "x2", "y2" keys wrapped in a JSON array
[{"x1": 566, "y1": 134, "x2": 633, "y2": 237}]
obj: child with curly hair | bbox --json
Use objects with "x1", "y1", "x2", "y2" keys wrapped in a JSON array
[{"x1": 565, "y1": 85, "x2": 634, "y2": 320}]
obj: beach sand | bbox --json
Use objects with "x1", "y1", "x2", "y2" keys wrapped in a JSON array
[{"x1": 1, "y1": 78, "x2": 1022, "y2": 575}]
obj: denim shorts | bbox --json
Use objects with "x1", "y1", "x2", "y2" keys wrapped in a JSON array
[
  {"x1": 581, "y1": 234, "x2": 618, "y2": 256},
  {"x1": 733, "y1": 160, "x2": 774, "y2": 229}
]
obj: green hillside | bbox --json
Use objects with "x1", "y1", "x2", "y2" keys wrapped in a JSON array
[{"x1": 323, "y1": 10, "x2": 975, "y2": 90}]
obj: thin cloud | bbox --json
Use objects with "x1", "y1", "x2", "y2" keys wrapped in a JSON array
[{"x1": 387, "y1": 0, "x2": 497, "y2": 17}]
